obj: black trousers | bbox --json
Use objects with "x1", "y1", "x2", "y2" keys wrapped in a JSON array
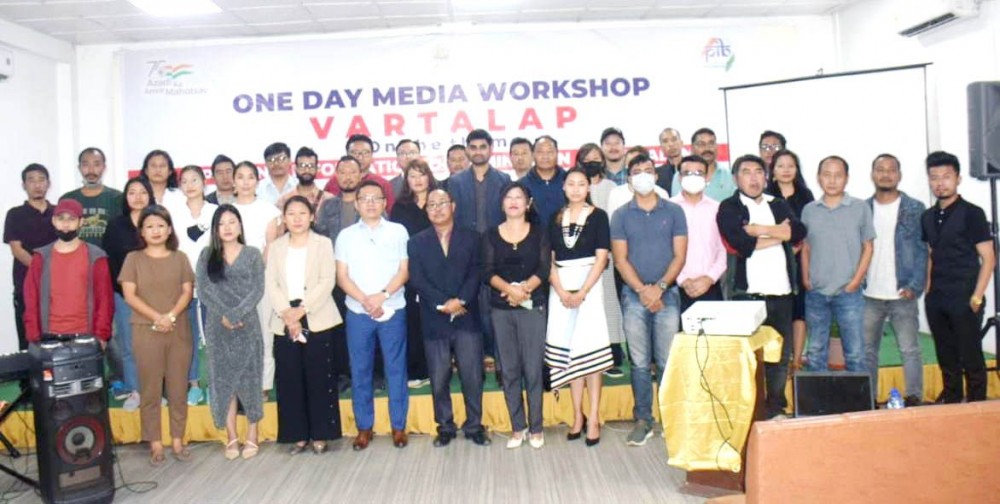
[
  {"x1": 331, "y1": 287, "x2": 352, "y2": 378},
  {"x1": 405, "y1": 289, "x2": 428, "y2": 380},
  {"x1": 424, "y1": 329, "x2": 485, "y2": 435},
  {"x1": 12, "y1": 292, "x2": 27, "y2": 351},
  {"x1": 925, "y1": 293, "x2": 986, "y2": 403},
  {"x1": 734, "y1": 293, "x2": 794, "y2": 417},
  {"x1": 274, "y1": 326, "x2": 341, "y2": 443},
  {"x1": 679, "y1": 283, "x2": 724, "y2": 313}
]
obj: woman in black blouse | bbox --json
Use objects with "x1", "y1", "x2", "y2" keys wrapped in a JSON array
[
  {"x1": 483, "y1": 183, "x2": 551, "y2": 449},
  {"x1": 766, "y1": 149, "x2": 814, "y2": 372},
  {"x1": 545, "y1": 168, "x2": 612, "y2": 446},
  {"x1": 102, "y1": 177, "x2": 154, "y2": 411},
  {"x1": 390, "y1": 158, "x2": 438, "y2": 388}
]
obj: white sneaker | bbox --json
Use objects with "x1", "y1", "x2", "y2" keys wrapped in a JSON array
[
  {"x1": 122, "y1": 392, "x2": 140, "y2": 412},
  {"x1": 506, "y1": 430, "x2": 527, "y2": 449},
  {"x1": 528, "y1": 433, "x2": 544, "y2": 449},
  {"x1": 407, "y1": 378, "x2": 430, "y2": 389}
]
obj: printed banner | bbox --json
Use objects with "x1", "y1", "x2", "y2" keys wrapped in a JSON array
[{"x1": 119, "y1": 21, "x2": 833, "y2": 185}]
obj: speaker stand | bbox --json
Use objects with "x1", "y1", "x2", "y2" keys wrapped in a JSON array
[
  {"x1": 0, "y1": 384, "x2": 38, "y2": 489},
  {"x1": 983, "y1": 178, "x2": 1000, "y2": 378}
]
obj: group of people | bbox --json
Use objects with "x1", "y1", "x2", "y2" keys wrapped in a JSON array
[{"x1": 4, "y1": 124, "x2": 994, "y2": 465}]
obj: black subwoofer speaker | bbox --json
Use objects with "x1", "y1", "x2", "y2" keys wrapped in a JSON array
[
  {"x1": 29, "y1": 337, "x2": 114, "y2": 504},
  {"x1": 968, "y1": 81, "x2": 1000, "y2": 180}
]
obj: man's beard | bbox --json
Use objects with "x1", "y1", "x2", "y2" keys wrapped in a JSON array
[
  {"x1": 340, "y1": 184, "x2": 358, "y2": 194},
  {"x1": 83, "y1": 178, "x2": 102, "y2": 188},
  {"x1": 298, "y1": 174, "x2": 315, "y2": 185}
]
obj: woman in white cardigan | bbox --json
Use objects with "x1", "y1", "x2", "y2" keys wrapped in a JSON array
[{"x1": 265, "y1": 195, "x2": 343, "y2": 455}]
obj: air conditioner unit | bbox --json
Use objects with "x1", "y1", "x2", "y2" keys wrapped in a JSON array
[
  {"x1": 896, "y1": 0, "x2": 980, "y2": 37},
  {"x1": 0, "y1": 47, "x2": 13, "y2": 81}
]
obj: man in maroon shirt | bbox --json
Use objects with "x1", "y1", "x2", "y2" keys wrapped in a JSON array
[
  {"x1": 323, "y1": 134, "x2": 395, "y2": 211},
  {"x1": 23, "y1": 199, "x2": 113, "y2": 345}
]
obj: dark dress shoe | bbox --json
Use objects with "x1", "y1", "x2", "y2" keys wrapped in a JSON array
[
  {"x1": 289, "y1": 442, "x2": 308, "y2": 455},
  {"x1": 585, "y1": 436, "x2": 600, "y2": 447},
  {"x1": 352, "y1": 430, "x2": 373, "y2": 451},
  {"x1": 433, "y1": 432, "x2": 456, "y2": 447},
  {"x1": 465, "y1": 431, "x2": 491, "y2": 446},
  {"x1": 567, "y1": 416, "x2": 588, "y2": 441},
  {"x1": 392, "y1": 429, "x2": 408, "y2": 448}
]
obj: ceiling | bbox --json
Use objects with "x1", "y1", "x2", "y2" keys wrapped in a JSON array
[{"x1": 0, "y1": 0, "x2": 859, "y2": 45}]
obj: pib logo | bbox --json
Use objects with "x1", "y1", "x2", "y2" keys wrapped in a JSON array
[{"x1": 702, "y1": 38, "x2": 735, "y2": 71}]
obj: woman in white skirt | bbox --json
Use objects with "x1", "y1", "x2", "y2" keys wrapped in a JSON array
[{"x1": 545, "y1": 167, "x2": 613, "y2": 446}]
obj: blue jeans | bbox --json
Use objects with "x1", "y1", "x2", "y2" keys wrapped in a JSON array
[
  {"x1": 113, "y1": 293, "x2": 139, "y2": 392},
  {"x1": 805, "y1": 289, "x2": 865, "y2": 372},
  {"x1": 621, "y1": 286, "x2": 680, "y2": 423},
  {"x1": 187, "y1": 299, "x2": 205, "y2": 383},
  {"x1": 346, "y1": 309, "x2": 408, "y2": 430},
  {"x1": 863, "y1": 297, "x2": 923, "y2": 398}
]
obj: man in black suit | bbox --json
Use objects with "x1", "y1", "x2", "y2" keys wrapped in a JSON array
[{"x1": 407, "y1": 189, "x2": 490, "y2": 447}]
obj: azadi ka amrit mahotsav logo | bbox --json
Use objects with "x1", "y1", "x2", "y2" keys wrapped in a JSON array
[{"x1": 145, "y1": 60, "x2": 206, "y2": 95}]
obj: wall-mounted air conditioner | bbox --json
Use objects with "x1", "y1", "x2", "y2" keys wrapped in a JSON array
[{"x1": 896, "y1": 0, "x2": 980, "y2": 37}]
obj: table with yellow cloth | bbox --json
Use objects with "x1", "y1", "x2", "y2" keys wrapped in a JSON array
[{"x1": 658, "y1": 326, "x2": 782, "y2": 473}]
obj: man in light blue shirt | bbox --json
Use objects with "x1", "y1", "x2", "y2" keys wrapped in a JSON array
[{"x1": 336, "y1": 179, "x2": 410, "y2": 450}]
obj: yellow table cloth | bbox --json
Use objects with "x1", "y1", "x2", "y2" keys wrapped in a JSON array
[{"x1": 658, "y1": 326, "x2": 782, "y2": 473}]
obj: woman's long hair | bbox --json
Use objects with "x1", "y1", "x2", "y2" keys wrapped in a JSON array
[
  {"x1": 766, "y1": 149, "x2": 808, "y2": 196},
  {"x1": 555, "y1": 167, "x2": 594, "y2": 227},
  {"x1": 178, "y1": 165, "x2": 207, "y2": 202},
  {"x1": 139, "y1": 149, "x2": 178, "y2": 189},
  {"x1": 206, "y1": 205, "x2": 245, "y2": 283},
  {"x1": 120, "y1": 177, "x2": 155, "y2": 216},
  {"x1": 397, "y1": 158, "x2": 438, "y2": 206},
  {"x1": 574, "y1": 143, "x2": 606, "y2": 169}
]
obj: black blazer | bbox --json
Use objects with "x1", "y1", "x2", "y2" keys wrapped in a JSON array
[{"x1": 407, "y1": 226, "x2": 481, "y2": 338}]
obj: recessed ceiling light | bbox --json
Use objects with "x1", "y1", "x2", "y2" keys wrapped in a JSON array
[{"x1": 128, "y1": 0, "x2": 222, "y2": 17}]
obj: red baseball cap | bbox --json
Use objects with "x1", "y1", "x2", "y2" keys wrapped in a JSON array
[{"x1": 54, "y1": 199, "x2": 83, "y2": 219}]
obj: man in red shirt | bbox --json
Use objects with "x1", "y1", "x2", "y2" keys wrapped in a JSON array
[
  {"x1": 323, "y1": 134, "x2": 396, "y2": 211},
  {"x1": 23, "y1": 199, "x2": 113, "y2": 345}
]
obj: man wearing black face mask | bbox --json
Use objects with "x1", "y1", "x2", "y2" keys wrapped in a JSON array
[{"x1": 23, "y1": 199, "x2": 113, "y2": 347}]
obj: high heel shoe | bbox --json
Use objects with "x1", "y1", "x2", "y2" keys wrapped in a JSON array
[
  {"x1": 567, "y1": 415, "x2": 587, "y2": 441},
  {"x1": 585, "y1": 421, "x2": 600, "y2": 447}
]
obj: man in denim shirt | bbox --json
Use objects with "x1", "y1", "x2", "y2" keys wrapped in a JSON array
[{"x1": 863, "y1": 154, "x2": 926, "y2": 406}]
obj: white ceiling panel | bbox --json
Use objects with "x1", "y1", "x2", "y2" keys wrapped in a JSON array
[{"x1": 0, "y1": 0, "x2": 859, "y2": 45}]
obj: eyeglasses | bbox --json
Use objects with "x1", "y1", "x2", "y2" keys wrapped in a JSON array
[
  {"x1": 759, "y1": 144, "x2": 782, "y2": 152},
  {"x1": 266, "y1": 154, "x2": 288, "y2": 164},
  {"x1": 349, "y1": 150, "x2": 373, "y2": 158},
  {"x1": 680, "y1": 170, "x2": 705, "y2": 177},
  {"x1": 358, "y1": 196, "x2": 386, "y2": 204},
  {"x1": 426, "y1": 201, "x2": 451, "y2": 210},
  {"x1": 297, "y1": 163, "x2": 317, "y2": 170}
]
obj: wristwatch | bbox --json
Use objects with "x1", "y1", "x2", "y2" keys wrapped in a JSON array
[
  {"x1": 382, "y1": 289, "x2": 391, "y2": 299},
  {"x1": 167, "y1": 313, "x2": 177, "y2": 324},
  {"x1": 657, "y1": 281, "x2": 670, "y2": 291},
  {"x1": 971, "y1": 295, "x2": 984, "y2": 307}
]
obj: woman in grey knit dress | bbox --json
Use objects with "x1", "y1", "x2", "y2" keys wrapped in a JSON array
[{"x1": 195, "y1": 205, "x2": 265, "y2": 460}]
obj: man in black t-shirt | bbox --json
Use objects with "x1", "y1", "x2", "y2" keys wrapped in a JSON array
[{"x1": 921, "y1": 151, "x2": 995, "y2": 403}]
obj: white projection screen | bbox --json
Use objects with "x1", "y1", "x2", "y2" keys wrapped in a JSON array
[{"x1": 723, "y1": 64, "x2": 930, "y2": 203}]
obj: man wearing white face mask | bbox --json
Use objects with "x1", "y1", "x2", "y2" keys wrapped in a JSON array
[
  {"x1": 610, "y1": 153, "x2": 688, "y2": 446},
  {"x1": 670, "y1": 156, "x2": 727, "y2": 312},
  {"x1": 606, "y1": 155, "x2": 670, "y2": 217}
]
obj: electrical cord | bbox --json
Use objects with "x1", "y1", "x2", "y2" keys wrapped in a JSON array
[{"x1": 694, "y1": 326, "x2": 739, "y2": 471}]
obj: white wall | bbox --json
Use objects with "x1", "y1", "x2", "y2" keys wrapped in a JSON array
[
  {"x1": 836, "y1": 0, "x2": 1000, "y2": 351},
  {"x1": 0, "y1": 20, "x2": 75, "y2": 353}
]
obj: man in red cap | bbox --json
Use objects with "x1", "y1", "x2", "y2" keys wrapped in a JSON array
[{"x1": 23, "y1": 199, "x2": 113, "y2": 345}]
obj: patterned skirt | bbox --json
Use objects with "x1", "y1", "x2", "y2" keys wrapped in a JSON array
[{"x1": 545, "y1": 257, "x2": 614, "y2": 389}]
